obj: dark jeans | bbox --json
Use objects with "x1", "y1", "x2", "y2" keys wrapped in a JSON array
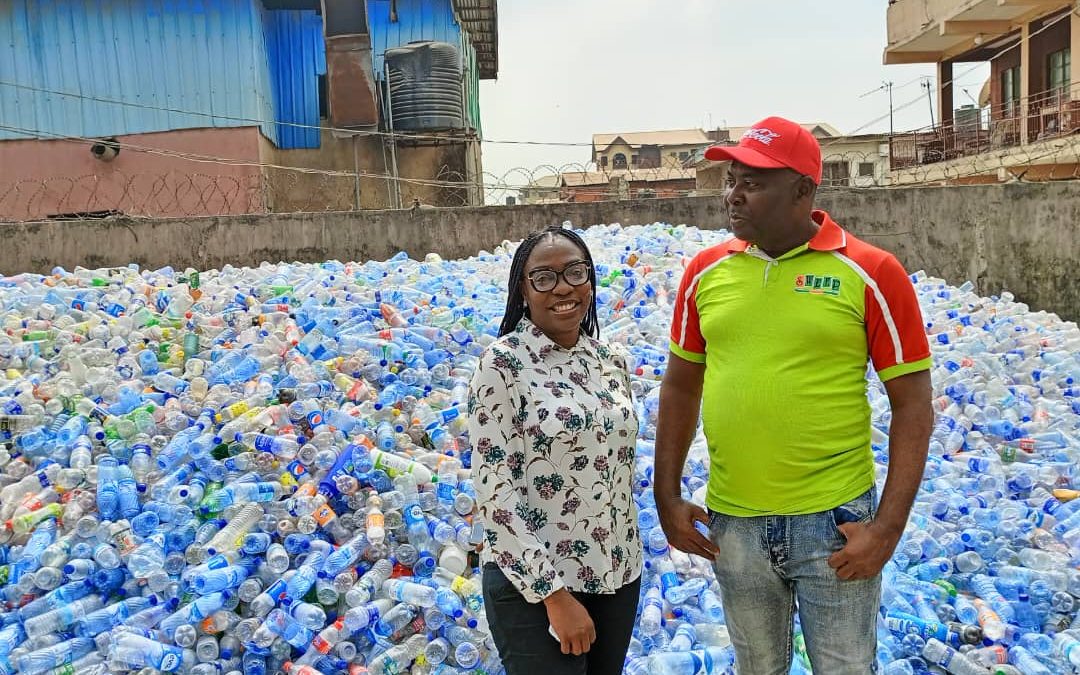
[{"x1": 482, "y1": 563, "x2": 641, "y2": 675}]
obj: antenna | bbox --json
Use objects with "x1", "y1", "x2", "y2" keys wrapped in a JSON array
[
  {"x1": 921, "y1": 78, "x2": 936, "y2": 129},
  {"x1": 860, "y1": 81, "x2": 895, "y2": 135}
]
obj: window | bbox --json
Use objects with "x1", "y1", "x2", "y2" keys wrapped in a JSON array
[
  {"x1": 821, "y1": 161, "x2": 850, "y2": 186},
  {"x1": 631, "y1": 154, "x2": 639, "y2": 166},
  {"x1": 678, "y1": 151, "x2": 689, "y2": 161},
  {"x1": 1001, "y1": 66, "x2": 1020, "y2": 117},
  {"x1": 612, "y1": 153, "x2": 627, "y2": 170},
  {"x1": 600, "y1": 155, "x2": 608, "y2": 168},
  {"x1": 858, "y1": 162, "x2": 875, "y2": 177},
  {"x1": 670, "y1": 152, "x2": 678, "y2": 157},
  {"x1": 1048, "y1": 48, "x2": 1070, "y2": 96},
  {"x1": 318, "y1": 74, "x2": 328, "y2": 119}
]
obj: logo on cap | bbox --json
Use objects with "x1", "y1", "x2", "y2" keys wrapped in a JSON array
[{"x1": 742, "y1": 128, "x2": 780, "y2": 146}]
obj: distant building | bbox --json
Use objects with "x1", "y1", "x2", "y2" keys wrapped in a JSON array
[
  {"x1": 884, "y1": 0, "x2": 1078, "y2": 184},
  {"x1": 686, "y1": 123, "x2": 889, "y2": 191},
  {"x1": 518, "y1": 174, "x2": 562, "y2": 204},
  {"x1": 520, "y1": 167, "x2": 696, "y2": 203},
  {"x1": 0, "y1": 0, "x2": 499, "y2": 220},
  {"x1": 591, "y1": 129, "x2": 712, "y2": 170}
]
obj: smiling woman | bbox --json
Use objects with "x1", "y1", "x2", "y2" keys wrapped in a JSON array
[
  {"x1": 497, "y1": 227, "x2": 600, "y2": 346},
  {"x1": 470, "y1": 226, "x2": 642, "y2": 675}
]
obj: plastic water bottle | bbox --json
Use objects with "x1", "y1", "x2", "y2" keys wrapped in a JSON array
[
  {"x1": 0, "y1": 222, "x2": 1075, "y2": 675},
  {"x1": 640, "y1": 583, "x2": 664, "y2": 636},
  {"x1": 923, "y1": 638, "x2": 996, "y2": 675},
  {"x1": 640, "y1": 646, "x2": 735, "y2": 674}
]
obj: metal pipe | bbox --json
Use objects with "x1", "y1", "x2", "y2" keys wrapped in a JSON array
[
  {"x1": 352, "y1": 134, "x2": 361, "y2": 211},
  {"x1": 384, "y1": 62, "x2": 402, "y2": 209}
]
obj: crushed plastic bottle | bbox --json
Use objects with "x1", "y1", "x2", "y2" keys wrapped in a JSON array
[{"x1": 0, "y1": 223, "x2": 1072, "y2": 675}]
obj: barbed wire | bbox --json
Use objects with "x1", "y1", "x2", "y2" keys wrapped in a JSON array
[
  {"x1": 0, "y1": 148, "x2": 1076, "y2": 222},
  {"x1": 2, "y1": 140, "x2": 1078, "y2": 222},
  {"x1": 0, "y1": 167, "x2": 481, "y2": 222}
]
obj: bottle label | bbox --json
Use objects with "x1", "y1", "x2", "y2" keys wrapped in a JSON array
[
  {"x1": 312, "y1": 504, "x2": 336, "y2": 527},
  {"x1": 159, "y1": 651, "x2": 182, "y2": 671},
  {"x1": 660, "y1": 571, "x2": 679, "y2": 594},
  {"x1": 286, "y1": 460, "x2": 307, "y2": 481},
  {"x1": 52, "y1": 662, "x2": 75, "y2": 675},
  {"x1": 254, "y1": 435, "x2": 274, "y2": 453},
  {"x1": 311, "y1": 633, "x2": 332, "y2": 654},
  {"x1": 404, "y1": 504, "x2": 425, "y2": 527}
]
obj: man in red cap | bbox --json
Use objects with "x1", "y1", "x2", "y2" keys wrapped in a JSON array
[{"x1": 654, "y1": 116, "x2": 934, "y2": 673}]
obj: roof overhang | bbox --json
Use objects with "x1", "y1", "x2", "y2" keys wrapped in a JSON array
[
  {"x1": 453, "y1": 0, "x2": 499, "y2": 79},
  {"x1": 883, "y1": 0, "x2": 1071, "y2": 64}
]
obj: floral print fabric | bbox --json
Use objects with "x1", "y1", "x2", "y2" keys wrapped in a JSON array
[{"x1": 468, "y1": 319, "x2": 641, "y2": 603}]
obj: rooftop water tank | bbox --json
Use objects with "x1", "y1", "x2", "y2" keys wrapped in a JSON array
[{"x1": 385, "y1": 41, "x2": 464, "y2": 132}]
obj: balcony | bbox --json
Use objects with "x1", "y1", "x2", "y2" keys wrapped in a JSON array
[
  {"x1": 888, "y1": 83, "x2": 1080, "y2": 168},
  {"x1": 884, "y1": 0, "x2": 1071, "y2": 64}
]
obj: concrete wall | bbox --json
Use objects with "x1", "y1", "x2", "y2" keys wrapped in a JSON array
[
  {"x1": 260, "y1": 130, "x2": 477, "y2": 212},
  {"x1": 0, "y1": 128, "x2": 265, "y2": 220},
  {"x1": 0, "y1": 182, "x2": 1077, "y2": 319},
  {"x1": 0, "y1": 125, "x2": 478, "y2": 222}
]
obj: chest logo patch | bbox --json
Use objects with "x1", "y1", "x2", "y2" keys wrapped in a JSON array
[{"x1": 794, "y1": 273, "x2": 841, "y2": 296}]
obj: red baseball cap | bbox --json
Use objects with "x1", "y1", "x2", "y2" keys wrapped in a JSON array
[{"x1": 704, "y1": 116, "x2": 823, "y2": 184}]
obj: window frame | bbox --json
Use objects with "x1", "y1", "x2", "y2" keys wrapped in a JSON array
[
  {"x1": 1001, "y1": 66, "x2": 1020, "y2": 117},
  {"x1": 1048, "y1": 48, "x2": 1071, "y2": 96}
]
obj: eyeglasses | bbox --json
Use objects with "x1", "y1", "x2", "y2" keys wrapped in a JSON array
[{"x1": 527, "y1": 260, "x2": 592, "y2": 293}]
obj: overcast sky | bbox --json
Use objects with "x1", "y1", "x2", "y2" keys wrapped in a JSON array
[{"x1": 477, "y1": 0, "x2": 991, "y2": 190}]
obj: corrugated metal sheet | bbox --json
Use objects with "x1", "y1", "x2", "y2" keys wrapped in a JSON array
[
  {"x1": 0, "y1": 0, "x2": 276, "y2": 142},
  {"x1": 367, "y1": 0, "x2": 461, "y2": 79},
  {"x1": 367, "y1": 0, "x2": 485, "y2": 133},
  {"x1": 262, "y1": 9, "x2": 325, "y2": 149}
]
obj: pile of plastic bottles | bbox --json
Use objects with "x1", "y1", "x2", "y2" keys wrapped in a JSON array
[{"x1": 0, "y1": 222, "x2": 1075, "y2": 675}]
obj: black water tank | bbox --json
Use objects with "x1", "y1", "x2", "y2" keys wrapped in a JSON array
[{"x1": 385, "y1": 41, "x2": 464, "y2": 132}]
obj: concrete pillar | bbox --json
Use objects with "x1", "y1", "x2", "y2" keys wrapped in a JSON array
[
  {"x1": 937, "y1": 61, "x2": 954, "y2": 129},
  {"x1": 1072, "y1": 3, "x2": 1080, "y2": 102},
  {"x1": 1021, "y1": 20, "x2": 1031, "y2": 144},
  {"x1": 609, "y1": 176, "x2": 629, "y2": 201}
]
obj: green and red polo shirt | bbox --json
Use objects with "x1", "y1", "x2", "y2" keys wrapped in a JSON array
[{"x1": 670, "y1": 210, "x2": 932, "y2": 516}]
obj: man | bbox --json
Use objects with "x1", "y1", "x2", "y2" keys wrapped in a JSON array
[{"x1": 654, "y1": 116, "x2": 934, "y2": 674}]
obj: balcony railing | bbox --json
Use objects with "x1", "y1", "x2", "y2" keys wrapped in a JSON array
[{"x1": 888, "y1": 84, "x2": 1080, "y2": 169}]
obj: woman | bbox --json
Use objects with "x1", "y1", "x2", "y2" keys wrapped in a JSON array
[{"x1": 468, "y1": 226, "x2": 641, "y2": 675}]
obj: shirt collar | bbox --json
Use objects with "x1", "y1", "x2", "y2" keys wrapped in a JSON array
[
  {"x1": 807, "y1": 210, "x2": 847, "y2": 251},
  {"x1": 515, "y1": 318, "x2": 599, "y2": 357},
  {"x1": 728, "y1": 209, "x2": 848, "y2": 254}
]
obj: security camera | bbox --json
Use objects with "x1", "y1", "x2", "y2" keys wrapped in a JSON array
[{"x1": 90, "y1": 138, "x2": 120, "y2": 162}]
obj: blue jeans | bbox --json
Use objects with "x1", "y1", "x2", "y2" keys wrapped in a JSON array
[{"x1": 707, "y1": 487, "x2": 881, "y2": 675}]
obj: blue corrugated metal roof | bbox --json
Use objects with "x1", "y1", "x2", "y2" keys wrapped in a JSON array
[
  {"x1": 0, "y1": 0, "x2": 277, "y2": 142},
  {"x1": 262, "y1": 8, "x2": 325, "y2": 149},
  {"x1": 367, "y1": 0, "x2": 462, "y2": 79}
]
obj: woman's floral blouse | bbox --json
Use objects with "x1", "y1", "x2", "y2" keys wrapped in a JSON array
[{"x1": 468, "y1": 319, "x2": 641, "y2": 603}]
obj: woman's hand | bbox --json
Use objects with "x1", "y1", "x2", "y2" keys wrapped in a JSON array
[{"x1": 543, "y1": 589, "x2": 596, "y2": 655}]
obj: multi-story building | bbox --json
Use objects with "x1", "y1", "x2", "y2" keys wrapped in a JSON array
[
  {"x1": 591, "y1": 129, "x2": 713, "y2": 170},
  {"x1": 0, "y1": 0, "x2": 498, "y2": 219},
  {"x1": 884, "y1": 0, "x2": 1078, "y2": 184},
  {"x1": 687, "y1": 123, "x2": 889, "y2": 191}
]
